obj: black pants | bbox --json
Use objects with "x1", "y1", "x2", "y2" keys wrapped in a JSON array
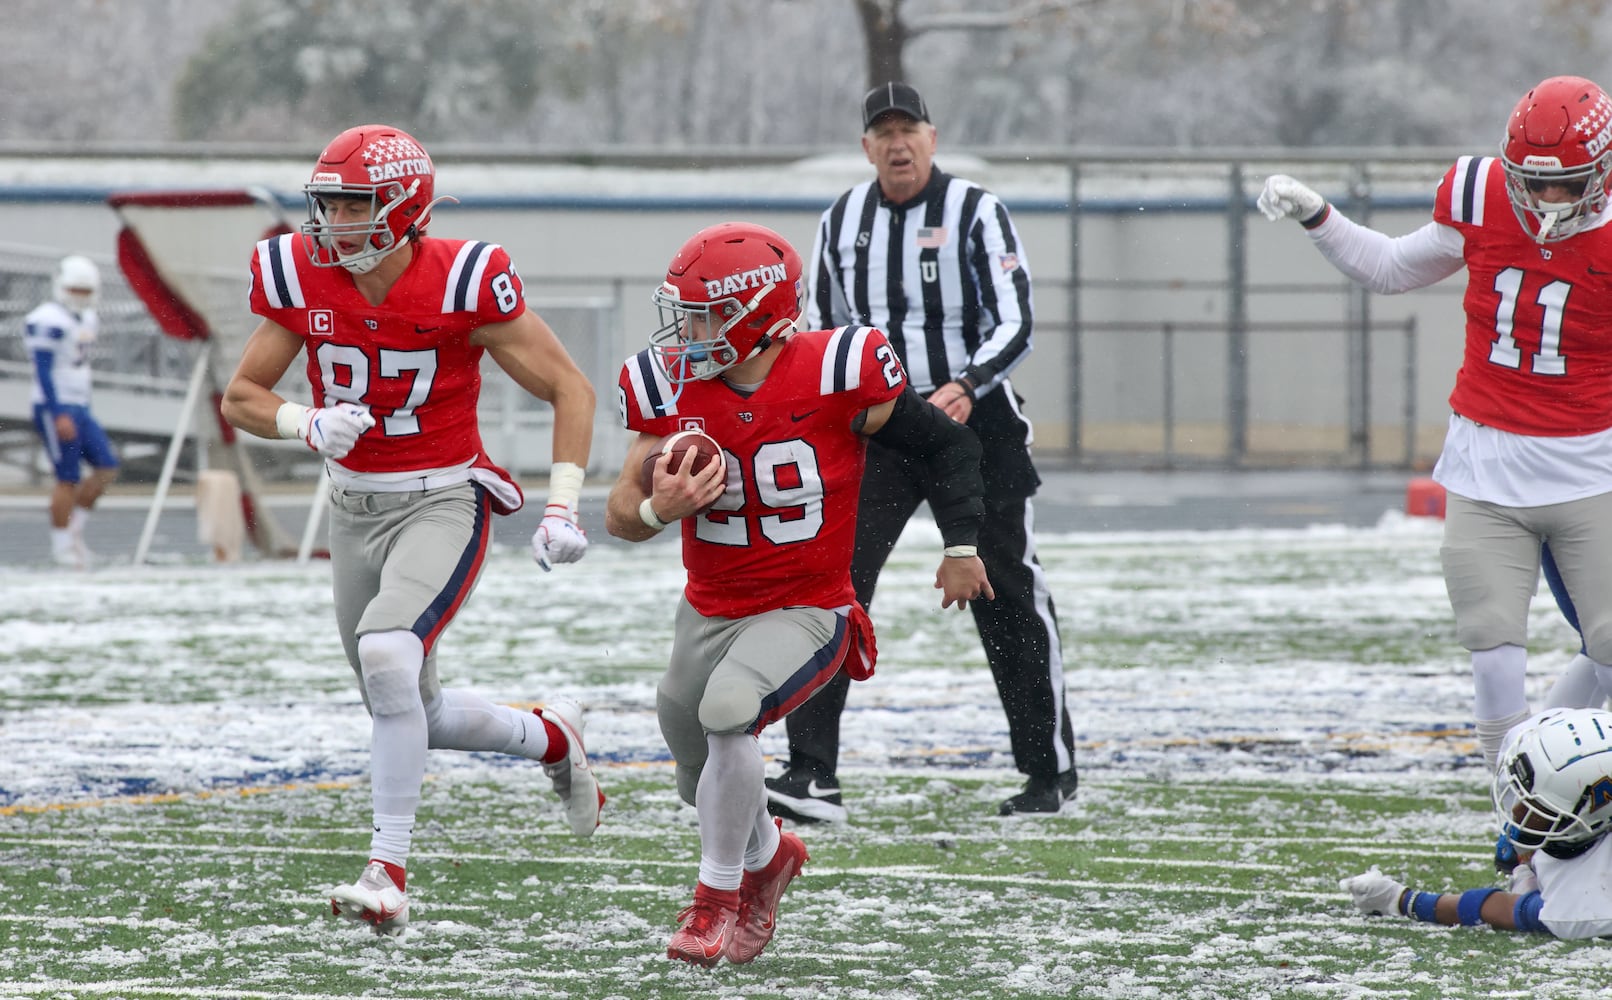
[{"x1": 784, "y1": 390, "x2": 1077, "y2": 779}]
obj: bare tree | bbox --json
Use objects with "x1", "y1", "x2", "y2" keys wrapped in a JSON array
[
  {"x1": 849, "y1": 0, "x2": 1088, "y2": 89},
  {"x1": 5, "y1": 0, "x2": 1612, "y2": 152},
  {"x1": 171, "y1": 0, "x2": 545, "y2": 142}
]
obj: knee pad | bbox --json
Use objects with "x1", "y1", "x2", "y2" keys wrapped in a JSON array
[
  {"x1": 675, "y1": 763, "x2": 700, "y2": 807},
  {"x1": 357, "y1": 630, "x2": 425, "y2": 716},
  {"x1": 698, "y1": 684, "x2": 762, "y2": 737},
  {"x1": 657, "y1": 688, "x2": 708, "y2": 767},
  {"x1": 1455, "y1": 604, "x2": 1528, "y2": 653}
]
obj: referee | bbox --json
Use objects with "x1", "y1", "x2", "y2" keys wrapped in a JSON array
[{"x1": 766, "y1": 82, "x2": 1077, "y2": 820}]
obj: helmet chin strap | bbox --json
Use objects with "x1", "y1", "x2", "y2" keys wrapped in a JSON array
[
  {"x1": 1536, "y1": 208, "x2": 1568, "y2": 243},
  {"x1": 659, "y1": 352, "x2": 694, "y2": 412},
  {"x1": 412, "y1": 194, "x2": 457, "y2": 234},
  {"x1": 339, "y1": 248, "x2": 391, "y2": 275}
]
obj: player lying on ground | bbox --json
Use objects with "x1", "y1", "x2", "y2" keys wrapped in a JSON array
[{"x1": 1341, "y1": 707, "x2": 1612, "y2": 938}]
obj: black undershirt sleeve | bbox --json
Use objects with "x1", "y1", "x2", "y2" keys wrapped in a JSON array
[{"x1": 864, "y1": 386, "x2": 984, "y2": 547}]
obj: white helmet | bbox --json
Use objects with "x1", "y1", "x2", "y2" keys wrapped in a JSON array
[
  {"x1": 1493, "y1": 708, "x2": 1612, "y2": 858},
  {"x1": 53, "y1": 254, "x2": 100, "y2": 312}
]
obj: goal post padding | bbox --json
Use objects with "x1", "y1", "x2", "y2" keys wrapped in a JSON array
[{"x1": 107, "y1": 189, "x2": 308, "y2": 558}]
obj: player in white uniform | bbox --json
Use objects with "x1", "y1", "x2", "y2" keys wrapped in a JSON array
[
  {"x1": 1341, "y1": 708, "x2": 1612, "y2": 938},
  {"x1": 24, "y1": 255, "x2": 119, "y2": 568}
]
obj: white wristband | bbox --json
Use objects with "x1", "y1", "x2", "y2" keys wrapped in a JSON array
[
  {"x1": 275, "y1": 401, "x2": 311, "y2": 439},
  {"x1": 639, "y1": 497, "x2": 668, "y2": 532},
  {"x1": 943, "y1": 544, "x2": 978, "y2": 558},
  {"x1": 546, "y1": 461, "x2": 585, "y2": 512}
]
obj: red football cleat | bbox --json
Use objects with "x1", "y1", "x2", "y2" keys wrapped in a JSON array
[
  {"x1": 666, "y1": 883, "x2": 740, "y2": 967},
  {"x1": 727, "y1": 819, "x2": 808, "y2": 964}
]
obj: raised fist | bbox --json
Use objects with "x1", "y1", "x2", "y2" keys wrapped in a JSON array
[{"x1": 1257, "y1": 175, "x2": 1327, "y2": 224}]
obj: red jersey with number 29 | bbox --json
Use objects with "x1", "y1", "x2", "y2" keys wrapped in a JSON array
[
  {"x1": 248, "y1": 232, "x2": 526, "y2": 476},
  {"x1": 1435, "y1": 155, "x2": 1612, "y2": 436},
  {"x1": 617, "y1": 326, "x2": 907, "y2": 619}
]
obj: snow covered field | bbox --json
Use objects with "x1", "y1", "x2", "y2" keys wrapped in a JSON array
[{"x1": 1, "y1": 513, "x2": 1600, "y2": 999}]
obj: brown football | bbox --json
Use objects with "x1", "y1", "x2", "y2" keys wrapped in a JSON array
[{"x1": 639, "y1": 429, "x2": 724, "y2": 496}]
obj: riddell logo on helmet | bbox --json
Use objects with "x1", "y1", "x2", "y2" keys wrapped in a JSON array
[{"x1": 703, "y1": 263, "x2": 788, "y2": 299}]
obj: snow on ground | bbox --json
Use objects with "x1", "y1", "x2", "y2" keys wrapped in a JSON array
[{"x1": 1, "y1": 510, "x2": 1567, "y2": 810}]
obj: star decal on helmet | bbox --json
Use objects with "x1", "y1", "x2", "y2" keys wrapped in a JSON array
[{"x1": 364, "y1": 137, "x2": 427, "y2": 165}]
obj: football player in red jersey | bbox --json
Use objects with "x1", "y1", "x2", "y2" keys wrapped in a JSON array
[
  {"x1": 221, "y1": 124, "x2": 603, "y2": 935},
  {"x1": 605, "y1": 222, "x2": 991, "y2": 965},
  {"x1": 1259, "y1": 77, "x2": 1612, "y2": 776}
]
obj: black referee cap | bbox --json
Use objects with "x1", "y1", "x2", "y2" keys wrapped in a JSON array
[{"x1": 862, "y1": 82, "x2": 929, "y2": 128}]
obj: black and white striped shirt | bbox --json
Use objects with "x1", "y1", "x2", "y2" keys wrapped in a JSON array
[{"x1": 805, "y1": 167, "x2": 1033, "y2": 396}]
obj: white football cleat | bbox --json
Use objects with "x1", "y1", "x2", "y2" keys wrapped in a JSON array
[
  {"x1": 51, "y1": 539, "x2": 85, "y2": 569},
  {"x1": 537, "y1": 698, "x2": 605, "y2": 836},
  {"x1": 329, "y1": 861, "x2": 408, "y2": 935}
]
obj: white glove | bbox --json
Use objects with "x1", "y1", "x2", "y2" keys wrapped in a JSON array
[
  {"x1": 1508, "y1": 861, "x2": 1540, "y2": 896},
  {"x1": 1257, "y1": 174, "x2": 1327, "y2": 223},
  {"x1": 532, "y1": 503, "x2": 588, "y2": 571},
  {"x1": 1339, "y1": 867, "x2": 1407, "y2": 918},
  {"x1": 297, "y1": 402, "x2": 375, "y2": 459}
]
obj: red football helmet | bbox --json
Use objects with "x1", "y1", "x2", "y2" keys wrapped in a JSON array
[
  {"x1": 650, "y1": 222, "x2": 803, "y2": 385},
  {"x1": 301, "y1": 124, "x2": 447, "y2": 273},
  {"x1": 1500, "y1": 76, "x2": 1612, "y2": 242}
]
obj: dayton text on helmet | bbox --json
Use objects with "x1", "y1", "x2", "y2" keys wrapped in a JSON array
[
  {"x1": 705, "y1": 263, "x2": 788, "y2": 299},
  {"x1": 367, "y1": 158, "x2": 431, "y2": 183}
]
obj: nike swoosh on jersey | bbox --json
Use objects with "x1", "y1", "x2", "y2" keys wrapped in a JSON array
[{"x1": 790, "y1": 409, "x2": 820, "y2": 422}]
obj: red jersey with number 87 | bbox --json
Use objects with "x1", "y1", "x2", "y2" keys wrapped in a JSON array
[
  {"x1": 1435, "y1": 155, "x2": 1612, "y2": 436},
  {"x1": 247, "y1": 232, "x2": 525, "y2": 474},
  {"x1": 617, "y1": 325, "x2": 907, "y2": 619}
]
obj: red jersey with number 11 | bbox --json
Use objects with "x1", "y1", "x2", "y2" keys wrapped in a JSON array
[
  {"x1": 1435, "y1": 155, "x2": 1612, "y2": 436},
  {"x1": 617, "y1": 326, "x2": 907, "y2": 619}
]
